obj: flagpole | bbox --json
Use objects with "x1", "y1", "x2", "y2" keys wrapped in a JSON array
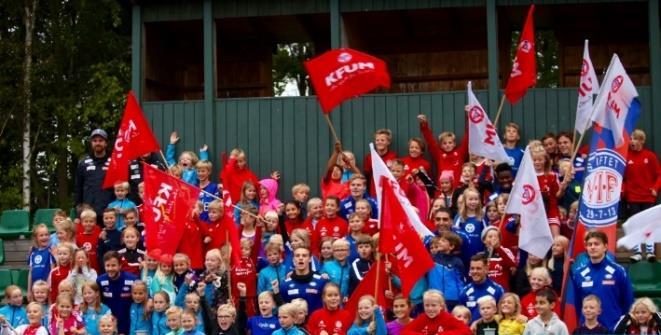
[
  {"x1": 323, "y1": 114, "x2": 341, "y2": 145},
  {"x1": 492, "y1": 95, "x2": 507, "y2": 128},
  {"x1": 570, "y1": 129, "x2": 588, "y2": 163},
  {"x1": 226, "y1": 230, "x2": 233, "y2": 304}
]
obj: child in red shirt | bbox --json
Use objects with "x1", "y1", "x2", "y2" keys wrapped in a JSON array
[
  {"x1": 402, "y1": 137, "x2": 431, "y2": 175},
  {"x1": 321, "y1": 142, "x2": 354, "y2": 200},
  {"x1": 307, "y1": 283, "x2": 351, "y2": 335},
  {"x1": 48, "y1": 242, "x2": 74, "y2": 303},
  {"x1": 201, "y1": 200, "x2": 238, "y2": 254},
  {"x1": 482, "y1": 226, "x2": 517, "y2": 292},
  {"x1": 76, "y1": 209, "x2": 101, "y2": 273},
  {"x1": 177, "y1": 213, "x2": 205, "y2": 271},
  {"x1": 530, "y1": 142, "x2": 561, "y2": 237},
  {"x1": 220, "y1": 148, "x2": 259, "y2": 204},
  {"x1": 231, "y1": 239, "x2": 257, "y2": 317},
  {"x1": 403, "y1": 289, "x2": 471, "y2": 335},
  {"x1": 314, "y1": 196, "x2": 348, "y2": 244},
  {"x1": 418, "y1": 113, "x2": 469, "y2": 186},
  {"x1": 363, "y1": 129, "x2": 398, "y2": 196}
]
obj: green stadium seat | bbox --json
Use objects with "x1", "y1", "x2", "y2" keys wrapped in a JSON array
[
  {"x1": 628, "y1": 262, "x2": 661, "y2": 296},
  {"x1": 0, "y1": 210, "x2": 30, "y2": 239},
  {"x1": 0, "y1": 269, "x2": 12, "y2": 300},
  {"x1": 33, "y1": 208, "x2": 59, "y2": 232},
  {"x1": 70, "y1": 208, "x2": 77, "y2": 220},
  {"x1": 0, "y1": 239, "x2": 4, "y2": 265},
  {"x1": 10, "y1": 269, "x2": 29, "y2": 294}
]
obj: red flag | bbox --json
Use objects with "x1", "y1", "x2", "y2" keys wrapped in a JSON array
[
  {"x1": 504, "y1": 5, "x2": 536, "y2": 104},
  {"x1": 343, "y1": 260, "x2": 388, "y2": 322},
  {"x1": 305, "y1": 48, "x2": 391, "y2": 113},
  {"x1": 103, "y1": 91, "x2": 161, "y2": 188},
  {"x1": 379, "y1": 177, "x2": 434, "y2": 296},
  {"x1": 142, "y1": 163, "x2": 199, "y2": 256}
]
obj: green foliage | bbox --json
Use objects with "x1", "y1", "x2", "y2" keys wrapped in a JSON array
[
  {"x1": 272, "y1": 42, "x2": 314, "y2": 96},
  {"x1": 0, "y1": 0, "x2": 131, "y2": 212},
  {"x1": 509, "y1": 30, "x2": 560, "y2": 88}
]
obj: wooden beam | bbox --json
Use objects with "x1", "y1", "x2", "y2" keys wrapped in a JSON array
[
  {"x1": 330, "y1": 0, "x2": 341, "y2": 48},
  {"x1": 203, "y1": 0, "x2": 215, "y2": 157},
  {"x1": 131, "y1": 4, "x2": 142, "y2": 100},
  {"x1": 487, "y1": 0, "x2": 500, "y2": 114},
  {"x1": 649, "y1": 0, "x2": 661, "y2": 140}
]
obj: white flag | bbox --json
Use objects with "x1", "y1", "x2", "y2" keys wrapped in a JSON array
[
  {"x1": 574, "y1": 40, "x2": 600, "y2": 135},
  {"x1": 617, "y1": 204, "x2": 661, "y2": 249},
  {"x1": 505, "y1": 146, "x2": 553, "y2": 259},
  {"x1": 591, "y1": 54, "x2": 639, "y2": 146},
  {"x1": 467, "y1": 81, "x2": 510, "y2": 163},
  {"x1": 370, "y1": 143, "x2": 434, "y2": 238}
]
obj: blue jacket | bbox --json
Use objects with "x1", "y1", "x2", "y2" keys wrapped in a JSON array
[
  {"x1": 107, "y1": 198, "x2": 137, "y2": 230},
  {"x1": 428, "y1": 254, "x2": 465, "y2": 302},
  {"x1": 130, "y1": 303, "x2": 152, "y2": 335},
  {"x1": 247, "y1": 315, "x2": 280, "y2": 335},
  {"x1": 349, "y1": 258, "x2": 372, "y2": 296},
  {"x1": 257, "y1": 263, "x2": 287, "y2": 294},
  {"x1": 273, "y1": 325, "x2": 307, "y2": 335},
  {"x1": 339, "y1": 195, "x2": 378, "y2": 220},
  {"x1": 453, "y1": 215, "x2": 485, "y2": 262},
  {"x1": 347, "y1": 308, "x2": 387, "y2": 335},
  {"x1": 321, "y1": 259, "x2": 351, "y2": 298},
  {"x1": 279, "y1": 272, "x2": 327, "y2": 313},
  {"x1": 0, "y1": 305, "x2": 27, "y2": 328},
  {"x1": 459, "y1": 278, "x2": 504, "y2": 321},
  {"x1": 82, "y1": 304, "x2": 111, "y2": 335},
  {"x1": 198, "y1": 182, "x2": 222, "y2": 223},
  {"x1": 97, "y1": 271, "x2": 138, "y2": 335},
  {"x1": 151, "y1": 310, "x2": 169, "y2": 335},
  {"x1": 165, "y1": 144, "x2": 208, "y2": 186},
  {"x1": 571, "y1": 257, "x2": 634, "y2": 330},
  {"x1": 504, "y1": 146, "x2": 525, "y2": 177}
]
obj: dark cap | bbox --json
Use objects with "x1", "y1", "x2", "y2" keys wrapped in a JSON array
[{"x1": 90, "y1": 129, "x2": 108, "y2": 140}]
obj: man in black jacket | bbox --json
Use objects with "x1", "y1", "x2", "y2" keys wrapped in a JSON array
[{"x1": 75, "y1": 128, "x2": 113, "y2": 226}]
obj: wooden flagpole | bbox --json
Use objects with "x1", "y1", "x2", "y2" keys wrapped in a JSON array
[
  {"x1": 324, "y1": 114, "x2": 341, "y2": 145},
  {"x1": 492, "y1": 95, "x2": 507, "y2": 128}
]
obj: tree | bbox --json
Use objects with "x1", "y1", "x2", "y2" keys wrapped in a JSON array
[
  {"x1": 509, "y1": 30, "x2": 559, "y2": 88},
  {"x1": 272, "y1": 42, "x2": 314, "y2": 96}
]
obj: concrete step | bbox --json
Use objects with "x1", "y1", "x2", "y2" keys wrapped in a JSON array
[{"x1": 1, "y1": 239, "x2": 32, "y2": 269}]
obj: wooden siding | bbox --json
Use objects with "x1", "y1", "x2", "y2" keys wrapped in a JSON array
[
  {"x1": 143, "y1": 1, "x2": 202, "y2": 22},
  {"x1": 143, "y1": 87, "x2": 657, "y2": 198},
  {"x1": 340, "y1": 0, "x2": 484, "y2": 12},
  {"x1": 213, "y1": 0, "x2": 329, "y2": 18}
]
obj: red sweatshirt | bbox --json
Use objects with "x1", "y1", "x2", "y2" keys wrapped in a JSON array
[
  {"x1": 624, "y1": 148, "x2": 661, "y2": 203},
  {"x1": 420, "y1": 121, "x2": 469, "y2": 186},
  {"x1": 364, "y1": 150, "x2": 398, "y2": 196},
  {"x1": 178, "y1": 218, "x2": 205, "y2": 270},
  {"x1": 402, "y1": 310, "x2": 472, "y2": 335},
  {"x1": 201, "y1": 216, "x2": 236, "y2": 253},
  {"x1": 521, "y1": 289, "x2": 560, "y2": 319},
  {"x1": 314, "y1": 216, "x2": 348, "y2": 244},
  {"x1": 537, "y1": 172, "x2": 560, "y2": 226},
  {"x1": 49, "y1": 264, "x2": 71, "y2": 303},
  {"x1": 487, "y1": 246, "x2": 517, "y2": 292},
  {"x1": 402, "y1": 155, "x2": 431, "y2": 174},
  {"x1": 76, "y1": 226, "x2": 101, "y2": 272},
  {"x1": 231, "y1": 257, "x2": 257, "y2": 317},
  {"x1": 307, "y1": 307, "x2": 352, "y2": 335},
  {"x1": 220, "y1": 158, "x2": 259, "y2": 204}
]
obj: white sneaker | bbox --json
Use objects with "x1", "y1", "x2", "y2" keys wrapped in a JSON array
[{"x1": 630, "y1": 253, "x2": 643, "y2": 262}]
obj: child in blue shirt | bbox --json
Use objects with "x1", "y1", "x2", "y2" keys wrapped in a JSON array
[
  {"x1": 107, "y1": 181, "x2": 137, "y2": 230},
  {"x1": 165, "y1": 131, "x2": 208, "y2": 186},
  {"x1": 273, "y1": 303, "x2": 306, "y2": 335},
  {"x1": 28, "y1": 224, "x2": 56, "y2": 290},
  {"x1": 0, "y1": 286, "x2": 28, "y2": 328},
  {"x1": 247, "y1": 291, "x2": 280, "y2": 335},
  {"x1": 129, "y1": 280, "x2": 151, "y2": 335}
]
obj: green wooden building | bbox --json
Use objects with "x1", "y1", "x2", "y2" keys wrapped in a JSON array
[{"x1": 132, "y1": 0, "x2": 661, "y2": 197}]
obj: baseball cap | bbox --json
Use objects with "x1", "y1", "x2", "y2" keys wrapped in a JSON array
[{"x1": 90, "y1": 128, "x2": 108, "y2": 140}]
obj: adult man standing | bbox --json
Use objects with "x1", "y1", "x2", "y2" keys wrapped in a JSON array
[
  {"x1": 459, "y1": 252, "x2": 505, "y2": 321},
  {"x1": 75, "y1": 128, "x2": 113, "y2": 225},
  {"x1": 278, "y1": 246, "x2": 327, "y2": 313},
  {"x1": 570, "y1": 230, "x2": 634, "y2": 330}
]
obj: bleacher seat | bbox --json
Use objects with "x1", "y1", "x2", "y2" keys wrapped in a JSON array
[
  {"x1": 33, "y1": 208, "x2": 59, "y2": 232},
  {"x1": 0, "y1": 239, "x2": 4, "y2": 265},
  {"x1": 0, "y1": 210, "x2": 30, "y2": 239},
  {"x1": 70, "y1": 208, "x2": 77, "y2": 220},
  {"x1": 10, "y1": 269, "x2": 29, "y2": 294},
  {"x1": 0, "y1": 269, "x2": 12, "y2": 300},
  {"x1": 628, "y1": 262, "x2": 661, "y2": 297}
]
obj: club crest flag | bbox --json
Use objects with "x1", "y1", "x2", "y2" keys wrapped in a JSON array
[
  {"x1": 103, "y1": 91, "x2": 161, "y2": 188},
  {"x1": 305, "y1": 48, "x2": 391, "y2": 113},
  {"x1": 505, "y1": 146, "x2": 553, "y2": 259},
  {"x1": 617, "y1": 204, "x2": 661, "y2": 249},
  {"x1": 504, "y1": 5, "x2": 536, "y2": 104},
  {"x1": 466, "y1": 81, "x2": 510, "y2": 163},
  {"x1": 142, "y1": 163, "x2": 199, "y2": 256},
  {"x1": 574, "y1": 40, "x2": 600, "y2": 135}
]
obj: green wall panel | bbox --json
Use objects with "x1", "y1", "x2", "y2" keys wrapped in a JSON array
[
  {"x1": 213, "y1": 0, "x2": 329, "y2": 18},
  {"x1": 339, "y1": 0, "x2": 484, "y2": 12},
  {"x1": 143, "y1": 2, "x2": 202, "y2": 22},
  {"x1": 143, "y1": 87, "x2": 657, "y2": 199}
]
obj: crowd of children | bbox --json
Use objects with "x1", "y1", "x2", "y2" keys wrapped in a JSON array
[{"x1": 2, "y1": 118, "x2": 660, "y2": 335}]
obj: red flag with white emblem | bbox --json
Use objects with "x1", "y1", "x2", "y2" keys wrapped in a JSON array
[
  {"x1": 504, "y1": 5, "x2": 536, "y2": 104},
  {"x1": 305, "y1": 48, "x2": 391, "y2": 113}
]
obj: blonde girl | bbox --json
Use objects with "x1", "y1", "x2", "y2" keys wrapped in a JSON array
[
  {"x1": 348, "y1": 295, "x2": 386, "y2": 335},
  {"x1": 48, "y1": 242, "x2": 75, "y2": 303},
  {"x1": 98, "y1": 314, "x2": 117, "y2": 335},
  {"x1": 150, "y1": 254, "x2": 176, "y2": 303},
  {"x1": 529, "y1": 141, "x2": 561, "y2": 237},
  {"x1": 129, "y1": 281, "x2": 151, "y2": 335},
  {"x1": 166, "y1": 130, "x2": 207, "y2": 185},
  {"x1": 496, "y1": 293, "x2": 527, "y2": 335},
  {"x1": 614, "y1": 297, "x2": 661, "y2": 335},
  {"x1": 141, "y1": 250, "x2": 160, "y2": 287},
  {"x1": 80, "y1": 282, "x2": 111, "y2": 335},
  {"x1": 233, "y1": 181, "x2": 259, "y2": 224},
  {"x1": 151, "y1": 291, "x2": 171, "y2": 335},
  {"x1": 67, "y1": 249, "x2": 97, "y2": 305},
  {"x1": 454, "y1": 188, "x2": 485, "y2": 256},
  {"x1": 49, "y1": 293, "x2": 84, "y2": 335},
  {"x1": 29, "y1": 280, "x2": 49, "y2": 327},
  {"x1": 547, "y1": 235, "x2": 569, "y2": 293},
  {"x1": 0, "y1": 302, "x2": 48, "y2": 335},
  {"x1": 0, "y1": 285, "x2": 27, "y2": 328},
  {"x1": 28, "y1": 224, "x2": 56, "y2": 297},
  {"x1": 55, "y1": 219, "x2": 76, "y2": 246},
  {"x1": 202, "y1": 249, "x2": 230, "y2": 309}
]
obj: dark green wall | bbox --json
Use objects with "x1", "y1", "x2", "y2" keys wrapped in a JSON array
[{"x1": 143, "y1": 86, "x2": 656, "y2": 199}]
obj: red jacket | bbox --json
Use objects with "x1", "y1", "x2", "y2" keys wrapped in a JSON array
[
  {"x1": 537, "y1": 172, "x2": 560, "y2": 226},
  {"x1": 178, "y1": 218, "x2": 205, "y2": 270},
  {"x1": 307, "y1": 307, "x2": 352, "y2": 335},
  {"x1": 521, "y1": 289, "x2": 560, "y2": 319},
  {"x1": 76, "y1": 226, "x2": 101, "y2": 272},
  {"x1": 220, "y1": 158, "x2": 259, "y2": 204},
  {"x1": 314, "y1": 216, "x2": 348, "y2": 244},
  {"x1": 420, "y1": 121, "x2": 469, "y2": 187},
  {"x1": 364, "y1": 150, "x2": 398, "y2": 196},
  {"x1": 49, "y1": 264, "x2": 71, "y2": 303},
  {"x1": 402, "y1": 310, "x2": 472, "y2": 335},
  {"x1": 201, "y1": 216, "x2": 236, "y2": 253},
  {"x1": 624, "y1": 148, "x2": 661, "y2": 203},
  {"x1": 402, "y1": 155, "x2": 431, "y2": 174},
  {"x1": 231, "y1": 257, "x2": 257, "y2": 317},
  {"x1": 487, "y1": 246, "x2": 517, "y2": 292}
]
